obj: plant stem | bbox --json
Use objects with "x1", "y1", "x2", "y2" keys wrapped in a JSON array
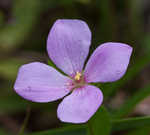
[
  {"x1": 18, "y1": 106, "x2": 31, "y2": 135},
  {"x1": 88, "y1": 121, "x2": 94, "y2": 135}
]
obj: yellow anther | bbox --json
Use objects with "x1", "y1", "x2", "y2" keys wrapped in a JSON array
[{"x1": 74, "y1": 72, "x2": 82, "y2": 81}]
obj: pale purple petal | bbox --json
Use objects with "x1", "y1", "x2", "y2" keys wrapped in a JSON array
[
  {"x1": 47, "y1": 19, "x2": 91, "y2": 76},
  {"x1": 84, "y1": 42, "x2": 133, "y2": 83},
  {"x1": 14, "y1": 62, "x2": 71, "y2": 102},
  {"x1": 57, "y1": 85, "x2": 103, "y2": 123}
]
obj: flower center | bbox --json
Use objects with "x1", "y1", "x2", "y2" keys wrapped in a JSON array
[
  {"x1": 66, "y1": 72, "x2": 86, "y2": 90},
  {"x1": 74, "y1": 71, "x2": 82, "y2": 81},
  {"x1": 72, "y1": 71, "x2": 86, "y2": 88}
]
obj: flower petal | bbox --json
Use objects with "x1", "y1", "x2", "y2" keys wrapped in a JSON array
[
  {"x1": 14, "y1": 62, "x2": 71, "y2": 102},
  {"x1": 57, "y1": 85, "x2": 103, "y2": 123},
  {"x1": 84, "y1": 42, "x2": 133, "y2": 83},
  {"x1": 47, "y1": 19, "x2": 91, "y2": 76}
]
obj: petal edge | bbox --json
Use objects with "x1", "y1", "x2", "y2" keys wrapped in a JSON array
[
  {"x1": 14, "y1": 62, "x2": 71, "y2": 102},
  {"x1": 84, "y1": 42, "x2": 133, "y2": 83},
  {"x1": 47, "y1": 19, "x2": 91, "y2": 76}
]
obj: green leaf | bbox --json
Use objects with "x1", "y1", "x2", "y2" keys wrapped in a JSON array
[
  {"x1": 113, "y1": 84, "x2": 150, "y2": 118},
  {"x1": 28, "y1": 106, "x2": 111, "y2": 135},
  {"x1": 27, "y1": 116, "x2": 150, "y2": 134},
  {"x1": 28, "y1": 125, "x2": 86, "y2": 135},
  {"x1": 87, "y1": 106, "x2": 111, "y2": 135},
  {"x1": 112, "y1": 116, "x2": 150, "y2": 131}
]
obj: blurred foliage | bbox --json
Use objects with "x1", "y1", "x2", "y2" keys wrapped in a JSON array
[
  {"x1": 126, "y1": 126, "x2": 150, "y2": 135},
  {"x1": 1, "y1": 0, "x2": 150, "y2": 135},
  {"x1": 113, "y1": 84, "x2": 150, "y2": 119},
  {"x1": 0, "y1": 0, "x2": 41, "y2": 51}
]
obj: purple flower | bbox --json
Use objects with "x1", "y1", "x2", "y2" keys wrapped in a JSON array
[{"x1": 14, "y1": 19, "x2": 132, "y2": 123}]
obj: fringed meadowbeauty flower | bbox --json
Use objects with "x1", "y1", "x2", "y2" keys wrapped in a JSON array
[{"x1": 14, "y1": 19, "x2": 132, "y2": 123}]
